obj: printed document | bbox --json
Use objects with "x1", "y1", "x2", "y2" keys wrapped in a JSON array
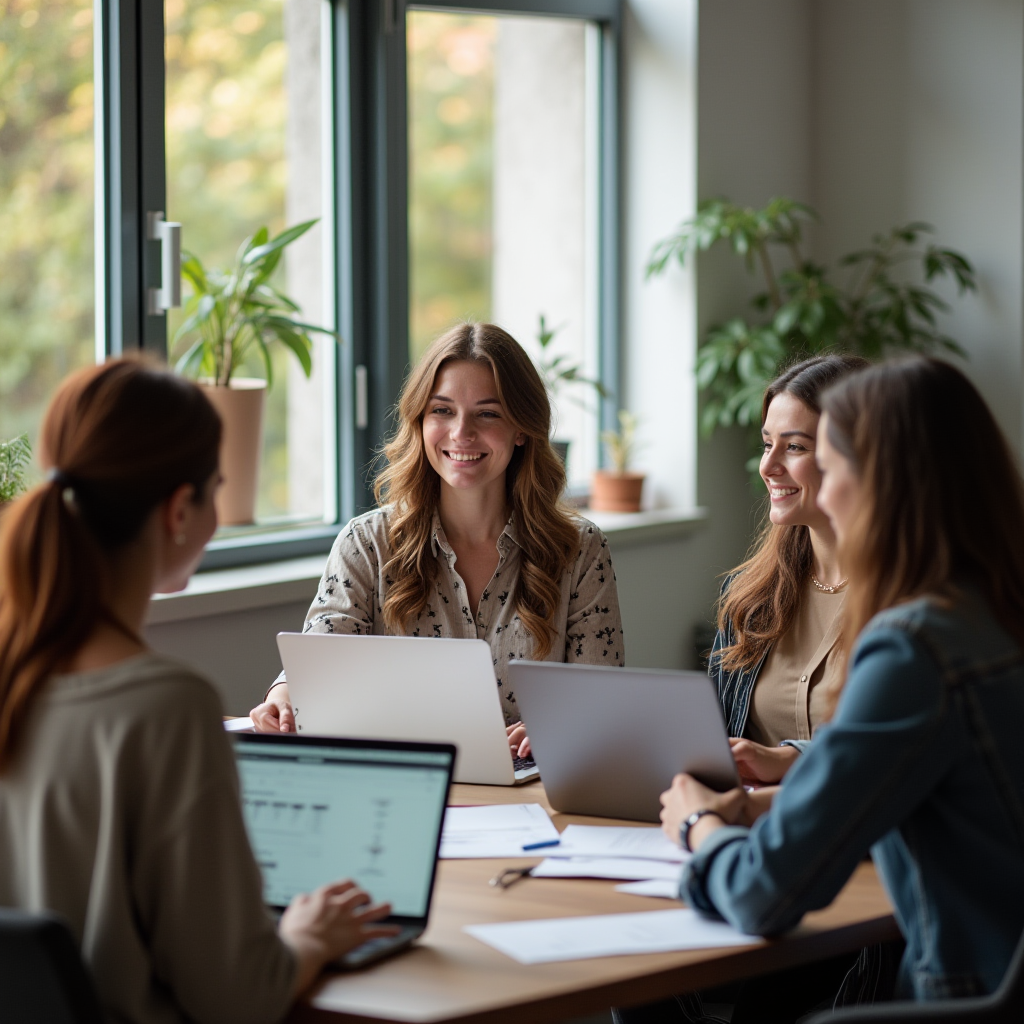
[
  {"x1": 615, "y1": 879, "x2": 683, "y2": 899},
  {"x1": 531, "y1": 857, "x2": 682, "y2": 882},
  {"x1": 555, "y1": 825, "x2": 687, "y2": 863},
  {"x1": 465, "y1": 908, "x2": 761, "y2": 964},
  {"x1": 440, "y1": 803, "x2": 559, "y2": 859}
]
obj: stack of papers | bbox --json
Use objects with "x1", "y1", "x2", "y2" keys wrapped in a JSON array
[
  {"x1": 531, "y1": 857, "x2": 681, "y2": 882},
  {"x1": 555, "y1": 825, "x2": 687, "y2": 863},
  {"x1": 465, "y1": 908, "x2": 760, "y2": 964},
  {"x1": 440, "y1": 804, "x2": 559, "y2": 858}
]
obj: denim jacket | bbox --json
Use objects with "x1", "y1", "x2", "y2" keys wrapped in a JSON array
[{"x1": 684, "y1": 589, "x2": 1024, "y2": 1000}]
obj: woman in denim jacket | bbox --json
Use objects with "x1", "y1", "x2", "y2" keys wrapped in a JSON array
[
  {"x1": 664, "y1": 357, "x2": 1024, "y2": 1000},
  {"x1": 712, "y1": 355, "x2": 866, "y2": 792}
]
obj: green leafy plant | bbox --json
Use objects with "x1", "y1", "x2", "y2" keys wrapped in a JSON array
[
  {"x1": 600, "y1": 410, "x2": 640, "y2": 474},
  {"x1": 647, "y1": 197, "x2": 977, "y2": 439},
  {"x1": 173, "y1": 219, "x2": 338, "y2": 387},
  {"x1": 536, "y1": 314, "x2": 609, "y2": 404},
  {"x1": 0, "y1": 433, "x2": 31, "y2": 504}
]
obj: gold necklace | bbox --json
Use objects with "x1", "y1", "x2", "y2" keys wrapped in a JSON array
[{"x1": 811, "y1": 573, "x2": 848, "y2": 593}]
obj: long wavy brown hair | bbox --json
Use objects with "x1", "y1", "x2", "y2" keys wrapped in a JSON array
[
  {"x1": 374, "y1": 322, "x2": 579, "y2": 658},
  {"x1": 0, "y1": 359, "x2": 221, "y2": 771},
  {"x1": 822, "y1": 357, "x2": 1024, "y2": 667},
  {"x1": 716, "y1": 354, "x2": 869, "y2": 671}
]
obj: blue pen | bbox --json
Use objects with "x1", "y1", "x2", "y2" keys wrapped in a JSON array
[{"x1": 522, "y1": 838, "x2": 561, "y2": 851}]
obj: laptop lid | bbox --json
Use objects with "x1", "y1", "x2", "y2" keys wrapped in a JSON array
[
  {"x1": 508, "y1": 661, "x2": 739, "y2": 823},
  {"x1": 277, "y1": 633, "x2": 516, "y2": 785},
  {"x1": 233, "y1": 733, "x2": 455, "y2": 925}
]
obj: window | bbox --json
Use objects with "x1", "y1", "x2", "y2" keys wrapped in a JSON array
[{"x1": 2, "y1": 0, "x2": 619, "y2": 566}]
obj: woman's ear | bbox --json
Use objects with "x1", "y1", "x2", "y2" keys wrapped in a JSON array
[
  {"x1": 515, "y1": 432, "x2": 526, "y2": 446},
  {"x1": 162, "y1": 483, "x2": 197, "y2": 547}
]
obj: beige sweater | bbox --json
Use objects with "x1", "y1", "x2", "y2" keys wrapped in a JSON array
[{"x1": 0, "y1": 653, "x2": 296, "y2": 1024}]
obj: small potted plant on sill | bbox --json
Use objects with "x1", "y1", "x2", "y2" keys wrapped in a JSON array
[
  {"x1": 535, "y1": 314, "x2": 608, "y2": 471},
  {"x1": 173, "y1": 219, "x2": 339, "y2": 525},
  {"x1": 591, "y1": 411, "x2": 645, "y2": 513},
  {"x1": 0, "y1": 432, "x2": 31, "y2": 516}
]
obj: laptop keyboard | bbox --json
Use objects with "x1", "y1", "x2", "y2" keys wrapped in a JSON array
[{"x1": 513, "y1": 756, "x2": 536, "y2": 772}]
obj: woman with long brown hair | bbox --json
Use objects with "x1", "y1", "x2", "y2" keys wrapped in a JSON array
[
  {"x1": 0, "y1": 359, "x2": 396, "y2": 1024},
  {"x1": 712, "y1": 354, "x2": 868, "y2": 787},
  {"x1": 664, "y1": 357, "x2": 1024, "y2": 1003},
  {"x1": 251, "y1": 322, "x2": 624, "y2": 755}
]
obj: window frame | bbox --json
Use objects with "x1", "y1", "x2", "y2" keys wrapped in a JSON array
[{"x1": 98, "y1": 0, "x2": 621, "y2": 571}]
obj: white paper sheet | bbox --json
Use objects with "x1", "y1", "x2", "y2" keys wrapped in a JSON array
[
  {"x1": 615, "y1": 879, "x2": 683, "y2": 900},
  {"x1": 439, "y1": 803, "x2": 559, "y2": 859},
  {"x1": 555, "y1": 825, "x2": 686, "y2": 863},
  {"x1": 531, "y1": 857, "x2": 683, "y2": 882},
  {"x1": 465, "y1": 908, "x2": 761, "y2": 964},
  {"x1": 223, "y1": 717, "x2": 255, "y2": 732}
]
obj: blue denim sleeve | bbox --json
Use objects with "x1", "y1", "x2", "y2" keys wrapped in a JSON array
[{"x1": 681, "y1": 624, "x2": 954, "y2": 935}]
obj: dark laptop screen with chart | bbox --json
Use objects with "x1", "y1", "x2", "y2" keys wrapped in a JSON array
[{"x1": 233, "y1": 734, "x2": 454, "y2": 920}]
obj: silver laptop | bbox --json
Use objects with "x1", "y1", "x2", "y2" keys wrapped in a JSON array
[
  {"x1": 277, "y1": 633, "x2": 539, "y2": 786},
  {"x1": 233, "y1": 733, "x2": 454, "y2": 968},
  {"x1": 508, "y1": 661, "x2": 739, "y2": 822}
]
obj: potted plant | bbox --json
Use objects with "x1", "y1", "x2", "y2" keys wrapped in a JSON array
[
  {"x1": 0, "y1": 433, "x2": 31, "y2": 514},
  {"x1": 534, "y1": 314, "x2": 608, "y2": 470},
  {"x1": 591, "y1": 411, "x2": 645, "y2": 513},
  {"x1": 647, "y1": 197, "x2": 977, "y2": 475},
  {"x1": 173, "y1": 219, "x2": 338, "y2": 525}
]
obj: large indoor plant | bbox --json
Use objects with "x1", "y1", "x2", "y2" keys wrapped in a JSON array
[
  {"x1": 590, "y1": 410, "x2": 645, "y2": 513},
  {"x1": 0, "y1": 433, "x2": 31, "y2": 514},
  {"x1": 534, "y1": 313, "x2": 608, "y2": 471},
  {"x1": 173, "y1": 219, "x2": 337, "y2": 524},
  {"x1": 647, "y1": 197, "x2": 977, "y2": 468}
]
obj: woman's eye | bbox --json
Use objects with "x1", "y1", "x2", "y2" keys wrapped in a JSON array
[
  {"x1": 787, "y1": 443, "x2": 807, "y2": 452},
  {"x1": 761, "y1": 442, "x2": 772, "y2": 452},
  {"x1": 430, "y1": 406, "x2": 450, "y2": 415}
]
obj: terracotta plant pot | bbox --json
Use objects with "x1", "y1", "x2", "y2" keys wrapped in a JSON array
[
  {"x1": 589, "y1": 470, "x2": 645, "y2": 513},
  {"x1": 201, "y1": 378, "x2": 266, "y2": 526}
]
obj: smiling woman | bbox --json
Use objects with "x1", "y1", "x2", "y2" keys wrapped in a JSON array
[{"x1": 250, "y1": 323, "x2": 624, "y2": 747}]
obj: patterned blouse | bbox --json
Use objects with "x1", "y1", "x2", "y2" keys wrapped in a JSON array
[{"x1": 295, "y1": 507, "x2": 625, "y2": 724}]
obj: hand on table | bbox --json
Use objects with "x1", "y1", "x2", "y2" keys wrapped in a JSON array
[
  {"x1": 729, "y1": 737, "x2": 799, "y2": 785},
  {"x1": 250, "y1": 682, "x2": 295, "y2": 733},
  {"x1": 280, "y1": 880, "x2": 398, "y2": 995},
  {"x1": 506, "y1": 722, "x2": 531, "y2": 759},
  {"x1": 660, "y1": 774, "x2": 747, "y2": 852}
]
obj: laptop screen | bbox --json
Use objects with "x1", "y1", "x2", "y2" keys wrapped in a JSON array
[{"x1": 234, "y1": 736, "x2": 453, "y2": 917}]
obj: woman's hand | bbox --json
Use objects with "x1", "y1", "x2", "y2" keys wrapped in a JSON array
[
  {"x1": 660, "y1": 774, "x2": 747, "y2": 852},
  {"x1": 506, "y1": 722, "x2": 531, "y2": 759},
  {"x1": 250, "y1": 682, "x2": 295, "y2": 733},
  {"x1": 729, "y1": 737, "x2": 799, "y2": 785},
  {"x1": 280, "y1": 880, "x2": 399, "y2": 995}
]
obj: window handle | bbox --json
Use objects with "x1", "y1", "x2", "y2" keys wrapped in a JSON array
[
  {"x1": 147, "y1": 211, "x2": 182, "y2": 316},
  {"x1": 355, "y1": 365, "x2": 369, "y2": 429}
]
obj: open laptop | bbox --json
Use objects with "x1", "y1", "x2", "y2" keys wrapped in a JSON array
[
  {"x1": 508, "y1": 661, "x2": 739, "y2": 822},
  {"x1": 277, "y1": 633, "x2": 538, "y2": 786},
  {"x1": 233, "y1": 733, "x2": 455, "y2": 968}
]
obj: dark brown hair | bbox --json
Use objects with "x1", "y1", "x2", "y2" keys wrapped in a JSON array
[
  {"x1": 0, "y1": 358, "x2": 221, "y2": 770},
  {"x1": 716, "y1": 353, "x2": 870, "y2": 670},
  {"x1": 374, "y1": 322, "x2": 578, "y2": 658},
  {"x1": 822, "y1": 356, "x2": 1024, "y2": 662}
]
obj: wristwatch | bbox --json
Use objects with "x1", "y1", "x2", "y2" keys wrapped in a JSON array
[{"x1": 680, "y1": 809, "x2": 724, "y2": 853}]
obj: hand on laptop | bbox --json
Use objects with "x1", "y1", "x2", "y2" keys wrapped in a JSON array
[
  {"x1": 660, "y1": 774, "x2": 748, "y2": 853},
  {"x1": 250, "y1": 682, "x2": 295, "y2": 733},
  {"x1": 506, "y1": 722, "x2": 531, "y2": 759},
  {"x1": 280, "y1": 879, "x2": 399, "y2": 994},
  {"x1": 728, "y1": 738, "x2": 799, "y2": 786}
]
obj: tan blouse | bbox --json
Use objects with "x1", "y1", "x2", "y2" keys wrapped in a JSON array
[
  {"x1": 291, "y1": 507, "x2": 625, "y2": 724},
  {"x1": 745, "y1": 582, "x2": 846, "y2": 747}
]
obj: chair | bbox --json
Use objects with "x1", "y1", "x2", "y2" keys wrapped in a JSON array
[
  {"x1": 806, "y1": 929, "x2": 1024, "y2": 1024},
  {"x1": 0, "y1": 907, "x2": 104, "y2": 1024}
]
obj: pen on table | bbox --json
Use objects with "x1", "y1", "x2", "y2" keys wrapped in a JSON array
[{"x1": 522, "y1": 838, "x2": 561, "y2": 851}]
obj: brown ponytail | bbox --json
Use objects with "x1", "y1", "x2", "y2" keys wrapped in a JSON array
[{"x1": 0, "y1": 358, "x2": 221, "y2": 770}]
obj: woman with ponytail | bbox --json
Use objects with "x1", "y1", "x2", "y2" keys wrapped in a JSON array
[
  {"x1": 0, "y1": 359, "x2": 396, "y2": 1024},
  {"x1": 251, "y1": 323, "x2": 624, "y2": 759}
]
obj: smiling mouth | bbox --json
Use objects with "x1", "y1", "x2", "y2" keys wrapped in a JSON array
[
  {"x1": 770, "y1": 487, "x2": 799, "y2": 499},
  {"x1": 444, "y1": 450, "x2": 485, "y2": 463}
]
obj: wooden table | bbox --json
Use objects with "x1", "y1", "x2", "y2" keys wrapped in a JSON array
[{"x1": 292, "y1": 782, "x2": 898, "y2": 1024}]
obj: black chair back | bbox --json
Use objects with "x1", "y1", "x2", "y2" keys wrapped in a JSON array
[{"x1": 0, "y1": 908, "x2": 104, "y2": 1024}]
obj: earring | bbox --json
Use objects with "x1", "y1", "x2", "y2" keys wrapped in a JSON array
[{"x1": 175, "y1": 533, "x2": 187, "y2": 546}]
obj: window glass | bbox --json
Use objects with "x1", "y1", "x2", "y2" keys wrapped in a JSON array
[
  {"x1": 407, "y1": 10, "x2": 600, "y2": 488},
  {"x1": 0, "y1": 0, "x2": 95, "y2": 461},
  {"x1": 165, "y1": 0, "x2": 335, "y2": 527}
]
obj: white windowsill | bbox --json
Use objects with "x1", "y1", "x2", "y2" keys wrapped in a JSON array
[{"x1": 147, "y1": 506, "x2": 707, "y2": 626}]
